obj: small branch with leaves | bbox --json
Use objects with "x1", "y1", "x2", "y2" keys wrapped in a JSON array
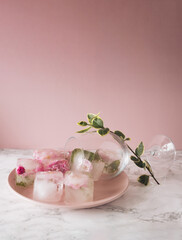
[{"x1": 77, "y1": 113, "x2": 160, "y2": 186}]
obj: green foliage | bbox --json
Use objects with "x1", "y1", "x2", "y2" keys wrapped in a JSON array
[
  {"x1": 135, "y1": 142, "x2": 144, "y2": 157},
  {"x1": 16, "y1": 182, "x2": 26, "y2": 187},
  {"x1": 135, "y1": 160, "x2": 146, "y2": 168},
  {"x1": 114, "y1": 130, "x2": 131, "y2": 142},
  {"x1": 76, "y1": 126, "x2": 92, "y2": 133},
  {"x1": 97, "y1": 128, "x2": 109, "y2": 136},
  {"x1": 125, "y1": 138, "x2": 131, "y2": 141},
  {"x1": 114, "y1": 130, "x2": 125, "y2": 139},
  {"x1": 87, "y1": 113, "x2": 96, "y2": 123},
  {"x1": 106, "y1": 160, "x2": 120, "y2": 173},
  {"x1": 138, "y1": 175, "x2": 150, "y2": 186},
  {"x1": 77, "y1": 121, "x2": 88, "y2": 126},
  {"x1": 93, "y1": 151, "x2": 101, "y2": 162},
  {"x1": 84, "y1": 150, "x2": 102, "y2": 162},
  {"x1": 130, "y1": 156, "x2": 138, "y2": 161},
  {"x1": 91, "y1": 117, "x2": 104, "y2": 128},
  {"x1": 70, "y1": 148, "x2": 83, "y2": 163},
  {"x1": 130, "y1": 155, "x2": 146, "y2": 168},
  {"x1": 84, "y1": 150, "x2": 95, "y2": 162},
  {"x1": 143, "y1": 160, "x2": 153, "y2": 173}
]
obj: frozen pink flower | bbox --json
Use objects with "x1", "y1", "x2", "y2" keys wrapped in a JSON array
[
  {"x1": 64, "y1": 171, "x2": 89, "y2": 189},
  {"x1": 47, "y1": 159, "x2": 70, "y2": 173},
  {"x1": 80, "y1": 159, "x2": 93, "y2": 173},
  {"x1": 16, "y1": 166, "x2": 25, "y2": 175}
]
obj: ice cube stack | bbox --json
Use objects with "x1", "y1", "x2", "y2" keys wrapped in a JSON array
[
  {"x1": 16, "y1": 149, "x2": 70, "y2": 187},
  {"x1": 15, "y1": 147, "x2": 121, "y2": 204}
]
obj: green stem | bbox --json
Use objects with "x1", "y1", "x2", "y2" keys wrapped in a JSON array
[
  {"x1": 109, "y1": 130, "x2": 160, "y2": 185},
  {"x1": 126, "y1": 144, "x2": 160, "y2": 185}
]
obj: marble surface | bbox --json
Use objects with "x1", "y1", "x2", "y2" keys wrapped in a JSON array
[{"x1": 0, "y1": 149, "x2": 182, "y2": 240}]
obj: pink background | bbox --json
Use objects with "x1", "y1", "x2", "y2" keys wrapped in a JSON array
[{"x1": 0, "y1": 0, "x2": 182, "y2": 149}]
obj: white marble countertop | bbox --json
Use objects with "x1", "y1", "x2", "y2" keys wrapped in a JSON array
[{"x1": 0, "y1": 149, "x2": 182, "y2": 240}]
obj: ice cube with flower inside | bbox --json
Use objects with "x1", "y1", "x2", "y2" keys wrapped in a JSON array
[
  {"x1": 33, "y1": 149, "x2": 71, "y2": 173},
  {"x1": 97, "y1": 148, "x2": 121, "y2": 175},
  {"x1": 70, "y1": 148, "x2": 105, "y2": 181},
  {"x1": 33, "y1": 149, "x2": 67, "y2": 161},
  {"x1": 16, "y1": 158, "x2": 44, "y2": 187},
  {"x1": 47, "y1": 159, "x2": 70, "y2": 173},
  {"x1": 70, "y1": 148, "x2": 93, "y2": 174},
  {"x1": 33, "y1": 171, "x2": 64, "y2": 203},
  {"x1": 86, "y1": 150, "x2": 105, "y2": 181},
  {"x1": 64, "y1": 171, "x2": 94, "y2": 204}
]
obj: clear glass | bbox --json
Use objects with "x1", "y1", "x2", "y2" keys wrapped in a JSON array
[
  {"x1": 64, "y1": 131, "x2": 130, "y2": 180},
  {"x1": 142, "y1": 134, "x2": 176, "y2": 183}
]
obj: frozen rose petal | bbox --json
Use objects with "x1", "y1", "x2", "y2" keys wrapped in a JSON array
[
  {"x1": 47, "y1": 159, "x2": 70, "y2": 173},
  {"x1": 80, "y1": 159, "x2": 93, "y2": 173}
]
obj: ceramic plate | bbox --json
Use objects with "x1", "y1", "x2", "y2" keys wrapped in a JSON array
[{"x1": 8, "y1": 169, "x2": 129, "y2": 209}]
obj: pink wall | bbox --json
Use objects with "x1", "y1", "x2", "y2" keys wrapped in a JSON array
[{"x1": 0, "y1": 0, "x2": 182, "y2": 149}]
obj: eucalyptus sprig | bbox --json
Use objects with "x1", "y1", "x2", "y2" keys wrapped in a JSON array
[{"x1": 77, "y1": 113, "x2": 160, "y2": 186}]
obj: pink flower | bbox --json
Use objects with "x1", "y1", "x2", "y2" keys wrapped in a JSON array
[
  {"x1": 16, "y1": 166, "x2": 25, "y2": 175},
  {"x1": 47, "y1": 159, "x2": 70, "y2": 173},
  {"x1": 64, "y1": 171, "x2": 89, "y2": 189},
  {"x1": 81, "y1": 159, "x2": 93, "y2": 172}
]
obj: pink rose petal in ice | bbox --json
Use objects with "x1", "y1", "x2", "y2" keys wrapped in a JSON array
[
  {"x1": 81, "y1": 159, "x2": 93, "y2": 172},
  {"x1": 47, "y1": 159, "x2": 70, "y2": 173}
]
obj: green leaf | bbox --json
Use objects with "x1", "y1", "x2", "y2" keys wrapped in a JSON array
[
  {"x1": 143, "y1": 160, "x2": 153, "y2": 173},
  {"x1": 84, "y1": 150, "x2": 95, "y2": 162},
  {"x1": 125, "y1": 138, "x2": 131, "y2": 141},
  {"x1": 134, "y1": 160, "x2": 146, "y2": 168},
  {"x1": 130, "y1": 155, "x2": 146, "y2": 168},
  {"x1": 77, "y1": 121, "x2": 88, "y2": 126},
  {"x1": 87, "y1": 113, "x2": 96, "y2": 123},
  {"x1": 130, "y1": 156, "x2": 138, "y2": 162},
  {"x1": 76, "y1": 126, "x2": 92, "y2": 133},
  {"x1": 91, "y1": 117, "x2": 104, "y2": 128},
  {"x1": 97, "y1": 128, "x2": 110, "y2": 136},
  {"x1": 138, "y1": 175, "x2": 150, "y2": 186},
  {"x1": 135, "y1": 142, "x2": 144, "y2": 157},
  {"x1": 114, "y1": 130, "x2": 125, "y2": 139},
  {"x1": 94, "y1": 151, "x2": 101, "y2": 162},
  {"x1": 16, "y1": 182, "x2": 26, "y2": 187},
  {"x1": 70, "y1": 148, "x2": 83, "y2": 163},
  {"x1": 107, "y1": 160, "x2": 120, "y2": 173}
]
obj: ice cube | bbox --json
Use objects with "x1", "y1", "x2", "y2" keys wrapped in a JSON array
[
  {"x1": 91, "y1": 160, "x2": 105, "y2": 181},
  {"x1": 33, "y1": 149, "x2": 70, "y2": 170},
  {"x1": 33, "y1": 171, "x2": 64, "y2": 203},
  {"x1": 64, "y1": 171, "x2": 94, "y2": 204},
  {"x1": 16, "y1": 158, "x2": 43, "y2": 187},
  {"x1": 70, "y1": 148, "x2": 93, "y2": 174}
]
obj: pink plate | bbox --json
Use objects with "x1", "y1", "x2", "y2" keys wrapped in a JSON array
[{"x1": 8, "y1": 169, "x2": 129, "y2": 209}]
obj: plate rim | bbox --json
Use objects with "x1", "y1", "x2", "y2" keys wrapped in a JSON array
[{"x1": 8, "y1": 168, "x2": 129, "y2": 209}]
